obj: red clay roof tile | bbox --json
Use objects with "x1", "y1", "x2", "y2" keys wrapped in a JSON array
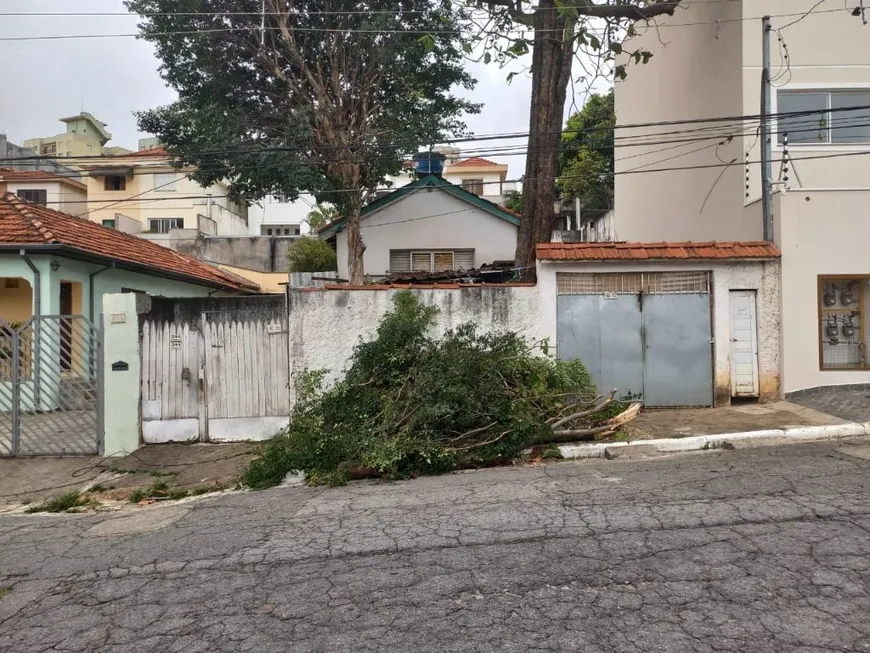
[
  {"x1": 448, "y1": 157, "x2": 506, "y2": 168},
  {"x1": 0, "y1": 193, "x2": 258, "y2": 292},
  {"x1": 0, "y1": 168, "x2": 87, "y2": 191},
  {"x1": 536, "y1": 241, "x2": 781, "y2": 261}
]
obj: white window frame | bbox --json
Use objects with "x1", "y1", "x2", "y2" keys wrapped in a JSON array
[
  {"x1": 774, "y1": 84, "x2": 870, "y2": 151},
  {"x1": 153, "y1": 172, "x2": 179, "y2": 192},
  {"x1": 148, "y1": 218, "x2": 184, "y2": 234}
]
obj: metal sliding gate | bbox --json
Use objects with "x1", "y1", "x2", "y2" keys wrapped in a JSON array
[
  {"x1": 556, "y1": 271, "x2": 714, "y2": 407},
  {"x1": 0, "y1": 316, "x2": 103, "y2": 456}
]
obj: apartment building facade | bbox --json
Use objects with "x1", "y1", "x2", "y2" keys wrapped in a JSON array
[{"x1": 614, "y1": 0, "x2": 870, "y2": 393}]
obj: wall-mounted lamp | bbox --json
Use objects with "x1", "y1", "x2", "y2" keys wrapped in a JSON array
[{"x1": 50, "y1": 261, "x2": 60, "y2": 272}]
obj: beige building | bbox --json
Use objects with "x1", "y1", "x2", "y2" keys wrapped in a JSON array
[
  {"x1": 23, "y1": 112, "x2": 130, "y2": 158},
  {"x1": 76, "y1": 147, "x2": 248, "y2": 238},
  {"x1": 614, "y1": 0, "x2": 870, "y2": 393}
]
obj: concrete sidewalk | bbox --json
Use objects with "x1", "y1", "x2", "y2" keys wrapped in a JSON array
[
  {"x1": 0, "y1": 443, "x2": 258, "y2": 506},
  {"x1": 624, "y1": 400, "x2": 844, "y2": 440}
]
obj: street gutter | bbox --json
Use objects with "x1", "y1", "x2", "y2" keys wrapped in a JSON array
[{"x1": 559, "y1": 422, "x2": 870, "y2": 459}]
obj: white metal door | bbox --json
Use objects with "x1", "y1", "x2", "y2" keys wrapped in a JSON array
[{"x1": 729, "y1": 290, "x2": 760, "y2": 397}]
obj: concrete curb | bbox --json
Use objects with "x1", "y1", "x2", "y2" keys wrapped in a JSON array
[{"x1": 558, "y1": 422, "x2": 870, "y2": 460}]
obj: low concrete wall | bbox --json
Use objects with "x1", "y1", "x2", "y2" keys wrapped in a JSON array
[{"x1": 286, "y1": 286, "x2": 541, "y2": 402}]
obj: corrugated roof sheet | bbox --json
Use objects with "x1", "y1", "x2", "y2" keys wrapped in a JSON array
[
  {"x1": 0, "y1": 192, "x2": 258, "y2": 292},
  {"x1": 536, "y1": 241, "x2": 782, "y2": 261}
]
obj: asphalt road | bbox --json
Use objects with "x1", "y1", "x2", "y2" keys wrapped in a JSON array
[{"x1": 2, "y1": 442, "x2": 870, "y2": 652}]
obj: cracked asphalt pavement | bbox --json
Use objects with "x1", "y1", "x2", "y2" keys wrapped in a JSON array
[{"x1": 2, "y1": 442, "x2": 870, "y2": 652}]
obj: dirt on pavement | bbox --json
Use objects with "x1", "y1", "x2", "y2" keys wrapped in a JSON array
[{"x1": 0, "y1": 443, "x2": 259, "y2": 507}]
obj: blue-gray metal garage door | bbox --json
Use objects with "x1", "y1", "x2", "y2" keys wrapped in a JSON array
[{"x1": 556, "y1": 271, "x2": 713, "y2": 407}]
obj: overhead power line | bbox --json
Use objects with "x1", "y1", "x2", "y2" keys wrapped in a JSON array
[
  {"x1": 0, "y1": 5, "x2": 852, "y2": 41},
  {"x1": 4, "y1": 104, "x2": 867, "y2": 167},
  {"x1": 15, "y1": 147, "x2": 870, "y2": 210}
]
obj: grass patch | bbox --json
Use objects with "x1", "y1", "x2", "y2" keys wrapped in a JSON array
[
  {"x1": 24, "y1": 491, "x2": 97, "y2": 514},
  {"x1": 0, "y1": 587, "x2": 10, "y2": 600},
  {"x1": 128, "y1": 480, "x2": 225, "y2": 503},
  {"x1": 540, "y1": 444, "x2": 564, "y2": 460}
]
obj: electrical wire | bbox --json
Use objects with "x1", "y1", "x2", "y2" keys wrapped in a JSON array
[
  {"x1": 0, "y1": 6, "x2": 853, "y2": 41},
  {"x1": 5, "y1": 104, "x2": 870, "y2": 166}
]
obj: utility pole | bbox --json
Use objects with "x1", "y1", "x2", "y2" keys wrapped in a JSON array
[{"x1": 760, "y1": 15, "x2": 774, "y2": 242}]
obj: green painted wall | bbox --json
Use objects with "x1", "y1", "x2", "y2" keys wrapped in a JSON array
[{"x1": 0, "y1": 253, "x2": 223, "y2": 322}]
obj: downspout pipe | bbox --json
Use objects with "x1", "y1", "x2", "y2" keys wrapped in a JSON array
[
  {"x1": 89, "y1": 264, "x2": 113, "y2": 382},
  {"x1": 88, "y1": 264, "x2": 114, "y2": 323},
  {"x1": 19, "y1": 250, "x2": 41, "y2": 409}
]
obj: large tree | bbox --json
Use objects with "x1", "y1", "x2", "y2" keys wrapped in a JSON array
[
  {"x1": 558, "y1": 90, "x2": 615, "y2": 213},
  {"x1": 470, "y1": 1, "x2": 684, "y2": 277},
  {"x1": 127, "y1": 0, "x2": 478, "y2": 284}
]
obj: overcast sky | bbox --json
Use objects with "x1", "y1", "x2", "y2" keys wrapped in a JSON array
[{"x1": 0, "y1": 0, "x2": 588, "y2": 180}]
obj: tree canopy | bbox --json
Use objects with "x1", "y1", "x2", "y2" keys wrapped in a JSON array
[
  {"x1": 126, "y1": 0, "x2": 479, "y2": 283},
  {"x1": 558, "y1": 90, "x2": 615, "y2": 212},
  {"x1": 288, "y1": 237, "x2": 337, "y2": 273}
]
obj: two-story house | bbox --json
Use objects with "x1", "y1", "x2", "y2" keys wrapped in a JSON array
[
  {"x1": 77, "y1": 144, "x2": 249, "y2": 238},
  {"x1": 613, "y1": 0, "x2": 870, "y2": 396}
]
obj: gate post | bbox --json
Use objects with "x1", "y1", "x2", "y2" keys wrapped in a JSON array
[
  {"x1": 10, "y1": 329, "x2": 20, "y2": 456},
  {"x1": 101, "y1": 293, "x2": 149, "y2": 456}
]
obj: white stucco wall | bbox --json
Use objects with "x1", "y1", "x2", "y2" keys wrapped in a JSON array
[
  {"x1": 5, "y1": 181, "x2": 88, "y2": 215},
  {"x1": 286, "y1": 286, "x2": 540, "y2": 402},
  {"x1": 536, "y1": 258, "x2": 782, "y2": 404},
  {"x1": 335, "y1": 189, "x2": 518, "y2": 278},
  {"x1": 777, "y1": 191, "x2": 870, "y2": 392}
]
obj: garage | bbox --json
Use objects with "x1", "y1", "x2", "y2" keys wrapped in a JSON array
[
  {"x1": 556, "y1": 271, "x2": 713, "y2": 407},
  {"x1": 536, "y1": 242, "x2": 784, "y2": 408}
]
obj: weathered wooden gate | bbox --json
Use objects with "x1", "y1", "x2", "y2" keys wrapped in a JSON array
[{"x1": 140, "y1": 297, "x2": 290, "y2": 443}]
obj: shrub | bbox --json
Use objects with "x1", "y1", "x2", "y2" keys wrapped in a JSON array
[
  {"x1": 243, "y1": 291, "x2": 597, "y2": 489},
  {"x1": 287, "y1": 237, "x2": 337, "y2": 273}
]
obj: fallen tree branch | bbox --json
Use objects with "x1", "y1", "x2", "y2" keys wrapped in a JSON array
[
  {"x1": 444, "y1": 422, "x2": 498, "y2": 444},
  {"x1": 550, "y1": 389, "x2": 617, "y2": 430},
  {"x1": 448, "y1": 430, "x2": 511, "y2": 452},
  {"x1": 549, "y1": 424, "x2": 615, "y2": 442}
]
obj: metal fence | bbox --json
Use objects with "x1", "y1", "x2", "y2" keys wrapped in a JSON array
[{"x1": 0, "y1": 315, "x2": 103, "y2": 456}]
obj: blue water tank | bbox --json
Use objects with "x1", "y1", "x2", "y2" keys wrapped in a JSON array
[{"x1": 412, "y1": 151, "x2": 446, "y2": 176}]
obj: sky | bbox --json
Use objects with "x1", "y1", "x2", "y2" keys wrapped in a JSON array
[{"x1": 0, "y1": 0, "x2": 549, "y2": 179}]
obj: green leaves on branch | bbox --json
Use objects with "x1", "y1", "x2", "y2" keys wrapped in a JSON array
[
  {"x1": 242, "y1": 291, "x2": 597, "y2": 488},
  {"x1": 288, "y1": 238, "x2": 337, "y2": 273}
]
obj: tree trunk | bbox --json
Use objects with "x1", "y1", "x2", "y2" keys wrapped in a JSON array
[
  {"x1": 346, "y1": 203, "x2": 366, "y2": 285},
  {"x1": 515, "y1": 1, "x2": 574, "y2": 280},
  {"x1": 337, "y1": 163, "x2": 366, "y2": 285}
]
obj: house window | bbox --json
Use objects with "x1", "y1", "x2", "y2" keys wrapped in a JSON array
[
  {"x1": 16, "y1": 189, "x2": 47, "y2": 206},
  {"x1": 266, "y1": 228, "x2": 273, "y2": 235},
  {"x1": 153, "y1": 172, "x2": 178, "y2": 191},
  {"x1": 148, "y1": 218, "x2": 184, "y2": 234},
  {"x1": 818, "y1": 276, "x2": 870, "y2": 370},
  {"x1": 40, "y1": 143, "x2": 57, "y2": 155},
  {"x1": 778, "y1": 90, "x2": 870, "y2": 144},
  {"x1": 104, "y1": 175, "x2": 126, "y2": 191},
  {"x1": 389, "y1": 249, "x2": 475, "y2": 273},
  {"x1": 461, "y1": 179, "x2": 484, "y2": 195},
  {"x1": 101, "y1": 219, "x2": 116, "y2": 229}
]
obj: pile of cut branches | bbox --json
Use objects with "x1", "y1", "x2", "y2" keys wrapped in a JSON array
[{"x1": 244, "y1": 291, "x2": 637, "y2": 488}]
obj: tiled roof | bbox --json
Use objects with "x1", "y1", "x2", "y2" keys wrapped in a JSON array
[
  {"x1": 536, "y1": 241, "x2": 782, "y2": 261},
  {"x1": 449, "y1": 157, "x2": 506, "y2": 168},
  {"x1": 0, "y1": 168, "x2": 87, "y2": 191},
  {"x1": 0, "y1": 193, "x2": 258, "y2": 292}
]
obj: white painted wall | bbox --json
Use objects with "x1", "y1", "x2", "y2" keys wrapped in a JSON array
[
  {"x1": 536, "y1": 258, "x2": 782, "y2": 404},
  {"x1": 614, "y1": 0, "x2": 870, "y2": 243},
  {"x1": 443, "y1": 168, "x2": 506, "y2": 204},
  {"x1": 777, "y1": 190, "x2": 870, "y2": 392},
  {"x1": 335, "y1": 189, "x2": 519, "y2": 278},
  {"x1": 286, "y1": 286, "x2": 540, "y2": 402},
  {"x1": 5, "y1": 180, "x2": 87, "y2": 215}
]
